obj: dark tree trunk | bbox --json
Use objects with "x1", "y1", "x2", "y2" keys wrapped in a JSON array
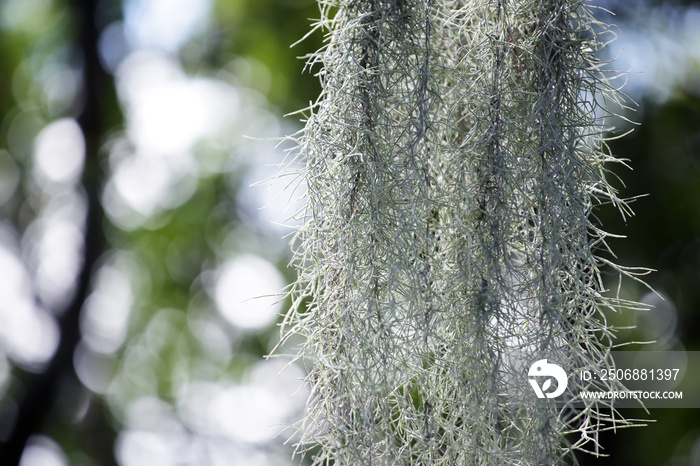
[{"x1": 0, "y1": 0, "x2": 109, "y2": 463}]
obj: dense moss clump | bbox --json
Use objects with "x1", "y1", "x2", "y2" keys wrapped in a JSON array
[{"x1": 281, "y1": 1, "x2": 649, "y2": 464}]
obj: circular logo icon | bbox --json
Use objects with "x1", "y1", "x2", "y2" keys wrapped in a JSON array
[{"x1": 528, "y1": 359, "x2": 568, "y2": 399}]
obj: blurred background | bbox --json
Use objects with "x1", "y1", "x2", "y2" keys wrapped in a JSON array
[{"x1": 0, "y1": 0, "x2": 698, "y2": 465}]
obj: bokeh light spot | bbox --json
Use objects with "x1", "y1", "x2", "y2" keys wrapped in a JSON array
[
  {"x1": 116, "y1": 430, "x2": 182, "y2": 466},
  {"x1": 0, "y1": 239, "x2": 59, "y2": 369},
  {"x1": 214, "y1": 254, "x2": 284, "y2": 331},
  {"x1": 33, "y1": 119, "x2": 85, "y2": 186},
  {"x1": 19, "y1": 436, "x2": 68, "y2": 466},
  {"x1": 636, "y1": 291, "x2": 678, "y2": 345},
  {"x1": 81, "y1": 262, "x2": 134, "y2": 355},
  {"x1": 211, "y1": 384, "x2": 284, "y2": 444},
  {"x1": 123, "y1": 0, "x2": 211, "y2": 53}
]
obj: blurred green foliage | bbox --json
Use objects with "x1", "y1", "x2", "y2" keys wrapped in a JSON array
[
  {"x1": 211, "y1": 0, "x2": 321, "y2": 112},
  {"x1": 584, "y1": 93, "x2": 700, "y2": 465}
]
